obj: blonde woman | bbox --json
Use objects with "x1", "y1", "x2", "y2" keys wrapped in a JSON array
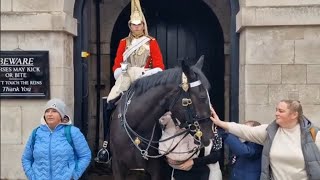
[{"x1": 211, "y1": 100, "x2": 320, "y2": 180}]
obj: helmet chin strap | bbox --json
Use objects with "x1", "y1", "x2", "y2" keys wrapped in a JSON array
[{"x1": 131, "y1": 31, "x2": 144, "y2": 38}]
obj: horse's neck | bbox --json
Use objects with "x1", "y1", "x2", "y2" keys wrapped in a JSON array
[{"x1": 128, "y1": 85, "x2": 178, "y2": 126}]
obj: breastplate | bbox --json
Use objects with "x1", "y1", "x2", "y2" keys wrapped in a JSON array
[{"x1": 126, "y1": 38, "x2": 150, "y2": 68}]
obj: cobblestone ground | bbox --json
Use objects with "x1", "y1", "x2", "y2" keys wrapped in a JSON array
[
  {"x1": 88, "y1": 171, "x2": 229, "y2": 180},
  {"x1": 87, "y1": 163, "x2": 229, "y2": 180},
  {"x1": 87, "y1": 163, "x2": 149, "y2": 180},
  {"x1": 88, "y1": 170, "x2": 148, "y2": 180},
  {"x1": 88, "y1": 174, "x2": 229, "y2": 180}
]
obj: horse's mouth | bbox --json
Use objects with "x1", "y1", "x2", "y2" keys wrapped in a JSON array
[
  {"x1": 193, "y1": 115, "x2": 211, "y2": 122},
  {"x1": 202, "y1": 139, "x2": 211, "y2": 146},
  {"x1": 193, "y1": 134, "x2": 211, "y2": 147}
]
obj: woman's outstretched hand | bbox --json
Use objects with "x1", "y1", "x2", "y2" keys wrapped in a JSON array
[
  {"x1": 210, "y1": 106, "x2": 229, "y2": 130},
  {"x1": 210, "y1": 107, "x2": 220, "y2": 124}
]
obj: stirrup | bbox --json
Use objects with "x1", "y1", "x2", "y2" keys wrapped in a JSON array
[{"x1": 95, "y1": 141, "x2": 112, "y2": 164}]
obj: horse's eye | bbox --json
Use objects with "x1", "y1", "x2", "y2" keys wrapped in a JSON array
[{"x1": 199, "y1": 91, "x2": 207, "y2": 99}]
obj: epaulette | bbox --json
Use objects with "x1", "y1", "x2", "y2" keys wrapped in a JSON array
[{"x1": 146, "y1": 35, "x2": 155, "y2": 40}]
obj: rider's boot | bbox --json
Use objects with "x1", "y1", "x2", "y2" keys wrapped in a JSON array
[{"x1": 95, "y1": 97, "x2": 119, "y2": 164}]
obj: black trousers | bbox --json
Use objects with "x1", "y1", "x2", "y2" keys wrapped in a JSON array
[
  {"x1": 173, "y1": 166, "x2": 210, "y2": 180},
  {"x1": 103, "y1": 99, "x2": 116, "y2": 140}
]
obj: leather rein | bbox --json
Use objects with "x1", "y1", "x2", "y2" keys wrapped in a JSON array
[{"x1": 119, "y1": 73, "x2": 210, "y2": 159}]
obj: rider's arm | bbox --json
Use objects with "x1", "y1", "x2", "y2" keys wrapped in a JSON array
[
  {"x1": 112, "y1": 39, "x2": 126, "y2": 72},
  {"x1": 141, "y1": 39, "x2": 164, "y2": 77},
  {"x1": 148, "y1": 39, "x2": 164, "y2": 70}
]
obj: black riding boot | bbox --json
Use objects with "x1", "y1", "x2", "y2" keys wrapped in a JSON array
[
  {"x1": 95, "y1": 99, "x2": 117, "y2": 164},
  {"x1": 104, "y1": 100, "x2": 117, "y2": 139}
]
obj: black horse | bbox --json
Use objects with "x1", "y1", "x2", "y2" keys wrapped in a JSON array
[{"x1": 109, "y1": 56, "x2": 214, "y2": 180}]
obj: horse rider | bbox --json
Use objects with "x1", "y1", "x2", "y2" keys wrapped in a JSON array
[
  {"x1": 107, "y1": 0, "x2": 165, "y2": 105},
  {"x1": 96, "y1": 0, "x2": 165, "y2": 163}
]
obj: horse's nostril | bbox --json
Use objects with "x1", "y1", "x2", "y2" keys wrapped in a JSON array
[{"x1": 202, "y1": 139, "x2": 210, "y2": 146}]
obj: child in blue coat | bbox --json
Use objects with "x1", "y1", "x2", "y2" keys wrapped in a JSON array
[{"x1": 219, "y1": 120, "x2": 263, "y2": 180}]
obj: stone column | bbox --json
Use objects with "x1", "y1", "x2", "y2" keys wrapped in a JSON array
[
  {"x1": 0, "y1": 0, "x2": 76, "y2": 179},
  {"x1": 237, "y1": 0, "x2": 320, "y2": 125}
]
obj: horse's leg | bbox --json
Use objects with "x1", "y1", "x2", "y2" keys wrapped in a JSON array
[
  {"x1": 112, "y1": 158, "x2": 128, "y2": 180},
  {"x1": 146, "y1": 159, "x2": 172, "y2": 180}
]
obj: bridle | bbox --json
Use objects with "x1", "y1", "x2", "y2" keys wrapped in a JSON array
[
  {"x1": 119, "y1": 72, "x2": 211, "y2": 159},
  {"x1": 169, "y1": 73, "x2": 210, "y2": 131}
]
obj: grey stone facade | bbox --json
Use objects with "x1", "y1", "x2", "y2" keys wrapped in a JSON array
[
  {"x1": 1, "y1": 0, "x2": 76, "y2": 179},
  {"x1": 238, "y1": 1, "x2": 320, "y2": 124},
  {"x1": 1, "y1": 0, "x2": 320, "y2": 179}
]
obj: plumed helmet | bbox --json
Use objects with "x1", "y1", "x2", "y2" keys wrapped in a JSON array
[{"x1": 129, "y1": 0, "x2": 148, "y2": 35}]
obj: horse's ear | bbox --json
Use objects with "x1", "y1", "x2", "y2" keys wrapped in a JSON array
[
  {"x1": 194, "y1": 55, "x2": 205, "y2": 69},
  {"x1": 181, "y1": 60, "x2": 190, "y2": 74}
]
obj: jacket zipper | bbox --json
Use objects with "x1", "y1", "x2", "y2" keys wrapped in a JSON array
[{"x1": 49, "y1": 132, "x2": 52, "y2": 180}]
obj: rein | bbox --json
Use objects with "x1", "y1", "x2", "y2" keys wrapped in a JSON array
[
  {"x1": 120, "y1": 89, "x2": 197, "y2": 159},
  {"x1": 119, "y1": 73, "x2": 208, "y2": 159}
]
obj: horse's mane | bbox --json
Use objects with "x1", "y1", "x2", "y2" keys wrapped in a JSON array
[{"x1": 131, "y1": 66, "x2": 210, "y2": 96}]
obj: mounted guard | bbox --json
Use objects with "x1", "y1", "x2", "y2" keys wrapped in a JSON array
[
  {"x1": 106, "y1": 56, "x2": 214, "y2": 180},
  {"x1": 96, "y1": 0, "x2": 165, "y2": 163}
]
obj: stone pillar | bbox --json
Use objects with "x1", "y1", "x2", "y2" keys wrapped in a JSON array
[
  {"x1": 0, "y1": 0, "x2": 76, "y2": 179},
  {"x1": 237, "y1": 0, "x2": 320, "y2": 125}
]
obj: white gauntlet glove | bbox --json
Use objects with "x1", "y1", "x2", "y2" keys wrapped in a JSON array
[
  {"x1": 142, "y1": 67, "x2": 163, "y2": 77},
  {"x1": 114, "y1": 68, "x2": 122, "y2": 80}
]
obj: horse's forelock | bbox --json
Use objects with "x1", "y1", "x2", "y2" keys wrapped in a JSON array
[{"x1": 191, "y1": 66, "x2": 211, "y2": 90}]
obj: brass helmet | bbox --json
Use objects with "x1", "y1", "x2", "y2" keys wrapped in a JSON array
[{"x1": 129, "y1": 0, "x2": 148, "y2": 35}]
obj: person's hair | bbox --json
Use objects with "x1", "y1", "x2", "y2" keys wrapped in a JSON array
[
  {"x1": 245, "y1": 120, "x2": 261, "y2": 127},
  {"x1": 280, "y1": 99, "x2": 303, "y2": 120}
]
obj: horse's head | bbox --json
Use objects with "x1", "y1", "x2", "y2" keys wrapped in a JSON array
[{"x1": 169, "y1": 55, "x2": 214, "y2": 146}]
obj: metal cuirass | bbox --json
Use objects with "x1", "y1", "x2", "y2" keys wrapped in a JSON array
[{"x1": 125, "y1": 36, "x2": 150, "y2": 68}]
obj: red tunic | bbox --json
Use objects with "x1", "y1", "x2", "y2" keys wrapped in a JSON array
[{"x1": 112, "y1": 37, "x2": 165, "y2": 72}]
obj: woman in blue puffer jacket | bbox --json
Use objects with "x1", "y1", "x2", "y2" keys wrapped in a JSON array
[{"x1": 21, "y1": 98, "x2": 91, "y2": 180}]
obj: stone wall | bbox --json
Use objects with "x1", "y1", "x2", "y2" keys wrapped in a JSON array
[
  {"x1": 0, "y1": 0, "x2": 76, "y2": 179},
  {"x1": 238, "y1": 1, "x2": 320, "y2": 125},
  {"x1": 2, "y1": 0, "x2": 320, "y2": 179}
]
